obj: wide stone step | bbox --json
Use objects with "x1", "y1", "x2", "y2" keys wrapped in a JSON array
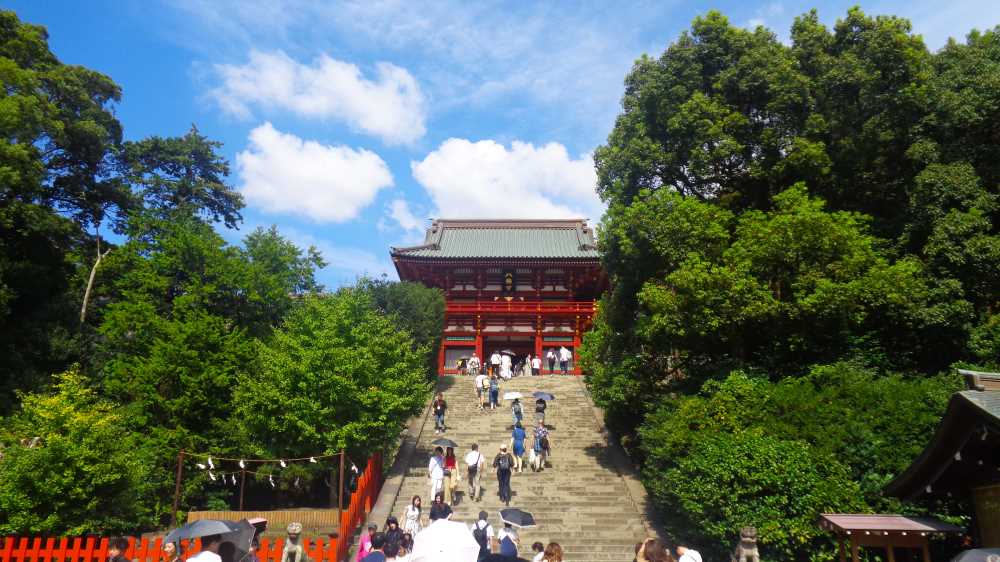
[{"x1": 384, "y1": 376, "x2": 652, "y2": 562}]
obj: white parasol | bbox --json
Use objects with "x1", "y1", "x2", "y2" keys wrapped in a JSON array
[{"x1": 410, "y1": 519, "x2": 481, "y2": 562}]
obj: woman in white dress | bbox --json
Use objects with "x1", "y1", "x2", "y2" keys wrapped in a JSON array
[
  {"x1": 500, "y1": 353, "x2": 512, "y2": 380},
  {"x1": 402, "y1": 495, "x2": 422, "y2": 535}
]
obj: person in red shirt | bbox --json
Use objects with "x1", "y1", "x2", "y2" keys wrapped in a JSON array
[{"x1": 444, "y1": 446, "x2": 459, "y2": 504}]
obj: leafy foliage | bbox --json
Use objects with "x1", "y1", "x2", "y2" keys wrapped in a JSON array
[
  {"x1": 234, "y1": 290, "x2": 431, "y2": 458},
  {"x1": 0, "y1": 9, "x2": 444, "y2": 534},
  {"x1": 358, "y1": 277, "x2": 445, "y2": 377},
  {"x1": 659, "y1": 432, "x2": 862, "y2": 561},
  {"x1": 587, "y1": 8, "x2": 999, "y2": 561},
  {"x1": 0, "y1": 370, "x2": 155, "y2": 534},
  {"x1": 641, "y1": 364, "x2": 959, "y2": 560}
]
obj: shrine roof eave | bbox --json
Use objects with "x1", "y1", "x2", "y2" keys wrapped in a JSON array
[
  {"x1": 391, "y1": 255, "x2": 602, "y2": 265},
  {"x1": 884, "y1": 389, "x2": 1000, "y2": 500}
]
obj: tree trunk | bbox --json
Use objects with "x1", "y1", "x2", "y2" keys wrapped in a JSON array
[{"x1": 80, "y1": 234, "x2": 111, "y2": 325}]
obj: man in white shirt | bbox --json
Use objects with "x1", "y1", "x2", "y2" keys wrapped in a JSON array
[
  {"x1": 676, "y1": 545, "x2": 703, "y2": 562},
  {"x1": 489, "y1": 351, "x2": 501, "y2": 376},
  {"x1": 464, "y1": 443, "x2": 485, "y2": 501},
  {"x1": 187, "y1": 535, "x2": 222, "y2": 562},
  {"x1": 428, "y1": 447, "x2": 445, "y2": 500},
  {"x1": 467, "y1": 353, "x2": 480, "y2": 376},
  {"x1": 470, "y1": 510, "x2": 494, "y2": 555},
  {"x1": 530, "y1": 354, "x2": 542, "y2": 376},
  {"x1": 558, "y1": 346, "x2": 572, "y2": 374},
  {"x1": 474, "y1": 371, "x2": 488, "y2": 410}
]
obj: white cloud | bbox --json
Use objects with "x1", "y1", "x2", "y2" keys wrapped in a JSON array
[
  {"x1": 388, "y1": 199, "x2": 424, "y2": 232},
  {"x1": 411, "y1": 138, "x2": 603, "y2": 220},
  {"x1": 210, "y1": 50, "x2": 426, "y2": 144},
  {"x1": 236, "y1": 122, "x2": 393, "y2": 222}
]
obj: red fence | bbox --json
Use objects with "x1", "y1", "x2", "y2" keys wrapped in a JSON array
[{"x1": 0, "y1": 453, "x2": 384, "y2": 562}]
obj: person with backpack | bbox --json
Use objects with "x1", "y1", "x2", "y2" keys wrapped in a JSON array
[
  {"x1": 497, "y1": 522, "x2": 519, "y2": 560},
  {"x1": 432, "y1": 393, "x2": 447, "y2": 434},
  {"x1": 510, "y1": 421, "x2": 527, "y2": 473},
  {"x1": 474, "y1": 370, "x2": 488, "y2": 411},
  {"x1": 493, "y1": 445, "x2": 515, "y2": 505},
  {"x1": 534, "y1": 420, "x2": 552, "y2": 471},
  {"x1": 470, "y1": 510, "x2": 495, "y2": 561},
  {"x1": 489, "y1": 375, "x2": 500, "y2": 409},
  {"x1": 534, "y1": 397, "x2": 547, "y2": 426},
  {"x1": 510, "y1": 398, "x2": 523, "y2": 426},
  {"x1": 465, "y1": 443, "x2": 484, "y2": 501}
]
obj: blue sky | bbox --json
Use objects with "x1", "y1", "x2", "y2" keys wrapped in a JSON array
[{"x1": 9, "y1": 0, "x2": 1000, "y2": 287}]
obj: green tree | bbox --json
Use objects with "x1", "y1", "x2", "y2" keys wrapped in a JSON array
[
  {"x1": 0, "y1": 10, "x2": 126, "y2": 402},
  {"x1": 239, "y1": 225, "x2": 326, "y2": 335},
  {"x1": 234, "y1": 289, "x2": 431, "y2": 458},
  {"x1": 0, "y1": 369, "x2": 155, "y2": 534},
  {"x1": 657, "y1": 432, "x2": 862, "y2": 561},
  {"x1": 358, "y1": 277, "x2": 445, "y2": 376},
  {"x1": 117, "y1": 127, "x2": 244, "y2": 229},
  {"x1": 91, "y1": 214, "x2": 324, "y2": 518},
  {"x1": 640, "y1": 364, "x2": 958, "y2": 560}
]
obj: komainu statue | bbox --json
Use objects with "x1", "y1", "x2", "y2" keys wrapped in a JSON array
[
  {"x1": 732, "y1": 527, "x2": 760, "y2": 562},
  {"x1": 281, "y1": 522, "x2": 310, "y2": 562}
]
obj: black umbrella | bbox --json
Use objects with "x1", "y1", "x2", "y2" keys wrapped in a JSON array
[
  {"x1": 532, "y1": 392, "x2": 555, "y2": 401},
  {"x1": 950, "y1": 549, "x2": 1000, "y2": 562},
  {"x1": 431, "y1": 438, "x2": 458, "y2": 448},
  {"x1": 165, "y1": 519, "x2": 255, "y2": 562},
  {"x1": 499, "y1": 508, "x2": 536, "y2": 528}
]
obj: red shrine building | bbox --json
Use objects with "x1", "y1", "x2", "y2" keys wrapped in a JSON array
[{"x1": 391, "y1": 219, "x2": 607, "y2": 375}]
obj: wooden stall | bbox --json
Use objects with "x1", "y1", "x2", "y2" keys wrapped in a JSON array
[{"x1": 819, "y1": 514, "x2": 963, "y2": 562}]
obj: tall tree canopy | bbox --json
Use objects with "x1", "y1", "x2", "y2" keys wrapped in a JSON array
[
  {"x1": 0, "y1": 10, "x2": 246, "y2": 404},
  {"x1": 585, "y1": 9, "x2": 999, "y2": 560}
]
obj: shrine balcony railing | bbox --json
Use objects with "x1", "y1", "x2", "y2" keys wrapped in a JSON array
[{"x1": 445, "y1": 300, "x2": 596, "y2": 315}]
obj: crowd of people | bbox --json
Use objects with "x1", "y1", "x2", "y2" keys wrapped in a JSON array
[
  {"x1": 462, "y1": 347, "x2": 573, "y2": 379},
  {"x1": 355, "y1": 507, "x2": 569, "y2": 562},
  {"x1": 353, "y1": 515, "x2": 702, "y2": 562},
  {"x1": 633, "y1": 539, "x2": 703, "y2": 562}
]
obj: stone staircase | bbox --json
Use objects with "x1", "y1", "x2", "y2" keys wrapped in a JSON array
[{"x1": 386, "y1": 375, "x2": 650, "y2": 562}]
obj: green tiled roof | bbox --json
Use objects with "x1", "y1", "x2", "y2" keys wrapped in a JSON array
[{"x1": 391, "y1": 219, "x2": 599, "y2": 259}]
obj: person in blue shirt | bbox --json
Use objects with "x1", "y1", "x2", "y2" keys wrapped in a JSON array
[{"x1": 510, "y1": 421, "x2": 527, "y2": 473}]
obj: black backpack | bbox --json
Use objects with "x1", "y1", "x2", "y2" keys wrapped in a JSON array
[
  {"x1": 513, "y1": 403, "x2": 522, "y2": 417},
  {"x1": 473, "y1": 524, "x2": 489, "y2": 551},
  {"x1": 497, "y1": 454, "x2": 511, "y2": 471}
]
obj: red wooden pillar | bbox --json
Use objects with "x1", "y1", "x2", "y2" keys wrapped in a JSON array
[
  {"x1": 437, "y1": 340, "x2": 446, "y2": 376},
  {"x1": 573, "y1": 315, "x2": 582, "y2": 375},
  {"x1": 475, "y1": 314, "x2": 483, "y2": 362},
  {"x1": 534, "y1": 314, "x2": 543, "y2": 367}
]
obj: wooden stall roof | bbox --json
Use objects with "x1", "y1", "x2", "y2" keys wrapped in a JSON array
[{"x1": 820, "y1": 514, "x2": 963, "y2": 535}]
